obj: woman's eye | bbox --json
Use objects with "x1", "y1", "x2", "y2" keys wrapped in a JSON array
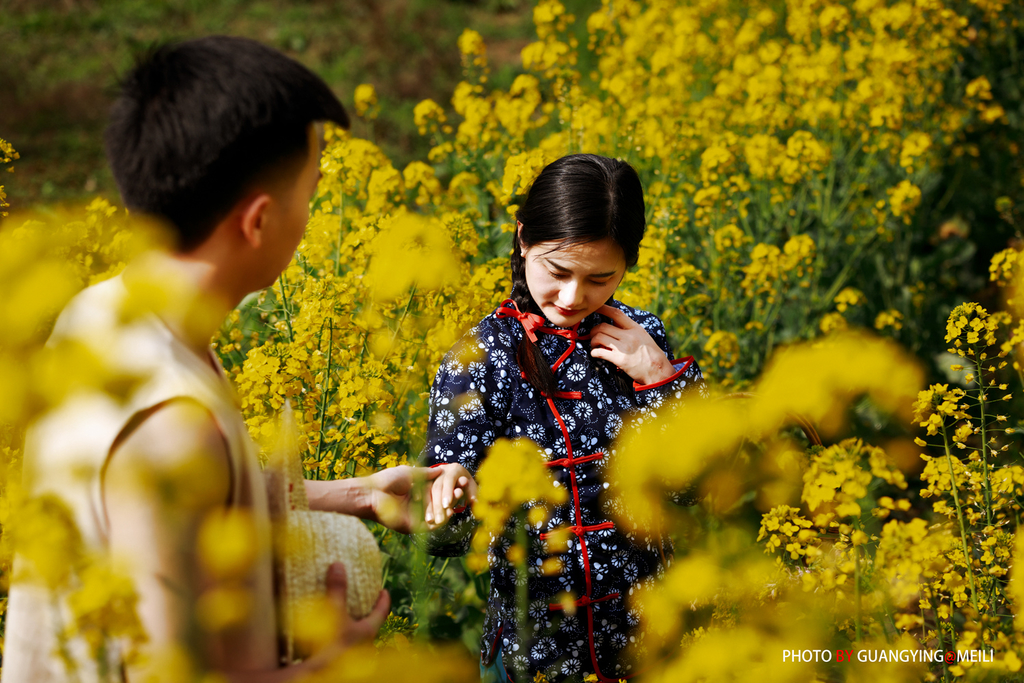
[
  {"x1": 591, "y1": 279, "x2": 610, "y2": 286},
  {"x1": 549, "y1": 271, "x2": 568, "y2": 280}
]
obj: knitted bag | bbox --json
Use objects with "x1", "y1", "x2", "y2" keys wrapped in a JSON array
[{"x1": 265, "y1": 403, "x2": 382, "y2": 660}]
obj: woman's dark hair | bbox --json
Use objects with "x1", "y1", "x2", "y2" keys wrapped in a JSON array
[
  {"x1": 510, "y1": 153, "x2": 646, "y2": 397},
  {"x1": 105, "y1": 35, "x2": 349, "y2": 251}
]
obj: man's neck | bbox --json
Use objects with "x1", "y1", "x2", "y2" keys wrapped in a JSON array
[{"x1": 123, "y1": 250, "x2": 235, "y2": 361}]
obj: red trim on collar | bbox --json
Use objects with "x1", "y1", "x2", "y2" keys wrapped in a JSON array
[
  {"x1": 495, "y1": 301, "x2": 545, "y2": 343},
  {"x1": 550, "y1": 341, "x2": 576, "y2": 373}
]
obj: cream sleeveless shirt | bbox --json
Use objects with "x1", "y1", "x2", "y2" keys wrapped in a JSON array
[{"x1": 2, "y1": 272, "x2": 278, "y2": 682}]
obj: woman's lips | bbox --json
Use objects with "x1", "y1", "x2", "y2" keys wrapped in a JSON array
[{"x1": 554, "y1": 305, "x2": 581, "y2": 317}]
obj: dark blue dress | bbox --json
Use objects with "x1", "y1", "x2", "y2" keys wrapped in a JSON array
[{"x1": 423, "y1": 297, "x2": 706, "y2": 682}]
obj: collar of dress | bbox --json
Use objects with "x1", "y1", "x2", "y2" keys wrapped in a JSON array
[{"x1": 495, "y1": 298, "x2": 600, "y2": 343}]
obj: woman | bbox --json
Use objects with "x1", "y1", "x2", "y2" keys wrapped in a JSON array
[{"x1": 424, "y1": 154, "x2": 705, "y2": 682}]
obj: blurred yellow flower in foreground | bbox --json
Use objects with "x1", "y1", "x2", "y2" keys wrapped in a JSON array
[{"x1": 470, "y1": 438, "x2": 566, "y2": 557}]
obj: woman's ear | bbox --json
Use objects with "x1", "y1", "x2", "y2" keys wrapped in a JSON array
[{"x1": 238, "y1": 193, "x2": 272, "y2": 249}]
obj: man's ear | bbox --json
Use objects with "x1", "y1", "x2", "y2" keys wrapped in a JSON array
[{"x1": 238, "y1": 193, "x2": 272, "y2": 249}]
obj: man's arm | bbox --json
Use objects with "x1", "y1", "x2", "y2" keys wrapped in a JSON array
[
  {"x1": 105, "y1": 400, "x2": 387, "y2": 682},
  {"x1": 304, "y1": 465, "x2": 443, "y2": 534},
  {"x1": 105, "y1": 399, "x2": 231, "y2": 667}
]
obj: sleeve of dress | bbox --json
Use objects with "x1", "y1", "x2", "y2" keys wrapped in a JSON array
[
  {"x1": 627, "y1": 314, "x2": 707, "y2": 506},
  {"x1": 631, "y1": 314, "x2": 708, "y2": 410},
  {"x1": 418, "y1": 321, "x2": 515, "y2": 557}
]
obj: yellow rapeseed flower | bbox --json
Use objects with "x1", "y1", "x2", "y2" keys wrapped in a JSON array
[
  {"x1": 470, "y1": 438, "x2": 566, "y2": 554},
  {"x1": 353, "y1": 83, "x2": 379, "y2": 120}
]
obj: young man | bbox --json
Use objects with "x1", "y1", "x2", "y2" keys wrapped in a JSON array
[{"x1": 3, "y1": 36, "x2": 441, "y2": 682}]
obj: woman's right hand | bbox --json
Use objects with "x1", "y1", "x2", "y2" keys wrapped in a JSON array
[{"x1": 425, "y1": 463, "x2": 477, "y2": 530}]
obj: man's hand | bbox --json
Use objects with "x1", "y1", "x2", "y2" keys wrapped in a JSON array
[
  {"x1": 325, "y1": 562, "x2": 390, "y2": 646},
  {"x1": 289, "y1": 563, "x2": 389, "y2": 678},
  {"x1": 425, "y1": 463, "x2": 477, "y2": 530},
  {"x1": 589, "y1": 304, "x2": 676, "y2": 386},
  {"x1": 365, "y1": 465, "x2": 443, "y2": 534},
  {"x1": 305, "y1": 466, "x2": 443, "y2": 534}
]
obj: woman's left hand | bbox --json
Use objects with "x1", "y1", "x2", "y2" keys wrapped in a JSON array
[
  {"x1": 425, "y1": 463, "x2": 477, "y2": 530},
  {"x1": 589, "y1": 304, "x2": 677, "y2": 386}
]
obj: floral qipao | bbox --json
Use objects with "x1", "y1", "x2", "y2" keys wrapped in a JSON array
[{"x1": 423, "y1": 297, "x2": 706, "y2": 682}]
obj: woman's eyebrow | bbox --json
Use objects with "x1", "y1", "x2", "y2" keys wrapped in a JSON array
[{"x1": 544, "y1": 257, "x2": 618, "y2": 278}]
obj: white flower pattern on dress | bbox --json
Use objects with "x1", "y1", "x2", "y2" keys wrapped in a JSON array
[
  {"x1": 605, "y1": 413, "x2": 623, "y2": 439},
  {"x1": 526, "y1": 424, "x2": 546, "y2": 443},
  {"x1": 566, "y1": 362, "x2": 586, "y2": 382}
]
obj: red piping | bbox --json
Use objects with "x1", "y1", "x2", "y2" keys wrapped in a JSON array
[
  {"x1": 540, "y1": 521, "x2": 614, "y2": 540},
  {"x1": 544, "y1": 452, "x2": 604, "y2": 468},
  {"x1": 517, "y1": 374, "x2": 581, "y2": 400},
  {"x1": 545, "y1": 395, "x2": 628, "y2": 682},
  {"x1": 539, "y1": 326, "x2": 575, "y2": 339},
  {"x1": 548, "y1": 592, "x2": 620, "y2": 611},
  {"x1": 538, "y1": 326, "x2": 595, "y2": 341},
  {"x1": 550, "y1": 327, "x2": 578, "y2": 372},
  {"x1": 484, "y1": 624, "x2": 504, "y2": 666},
  {"x1": 632, "y1": 356, "x2": 694, "y2": 392}
]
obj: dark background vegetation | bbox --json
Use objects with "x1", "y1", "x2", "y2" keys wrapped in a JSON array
[{"x1": 0, "y1": 0, "x2": 540, "y2": 207}]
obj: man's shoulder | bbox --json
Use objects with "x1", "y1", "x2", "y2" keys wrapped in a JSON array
[
  {"x1": 109, "y1": 397, "x2": 230, "y2": 487},
  {"x1": 49, "y1": 274, "x2": 128, "y2": 346}
]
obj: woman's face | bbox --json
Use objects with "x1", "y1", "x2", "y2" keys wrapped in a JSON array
[{"x1": 521, "y1": 232, "x2": 627, "y2": 327}]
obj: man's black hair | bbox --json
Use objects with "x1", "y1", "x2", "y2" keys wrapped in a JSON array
[{"x1": 105, "y1": 35, "x2": 349, "y2": 251}]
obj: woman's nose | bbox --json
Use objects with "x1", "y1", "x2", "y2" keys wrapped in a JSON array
[{"x1": 558, "y1": 281, "x2": 583, "y2": 308}]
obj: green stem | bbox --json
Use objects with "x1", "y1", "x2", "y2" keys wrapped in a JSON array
[
  {"x1": 819, "y1": 232, "x2": 876, "y2": 309},
  {"x1": 277, "y1": 272, "x2": 296, "y2": 343},
  {"x1": 854, "y1": 528, "x2": 862, "y2": 642},
  {"x1": 335, "y1": 192, "x2": 345, "y2": 278},
  {"x1": 929, "y1": 593, "x2": 951, "y2": 683},
  {"x1": 314, "y1": 317, "x2": 334, "y2": 479},
  {"x1": 940, "y1": 422, "x2": 981, "y2": 613},
  {"x1": 933, "y1": 164, "x2": 962, "y2": 216},
  {"x1": 790, "y1": 183, "x2": 808, "y2": 235},
  {"x1": 820, "y1": 147, "x2": 838, "y2": 227},
  {"x1": 380, "y1": 286, "x2": 418, "y2": 365},
  {"x1": 411, "y1": 524, "x2": 433, "y2": 640},
  {"x1": 974, "y1": 357, "x2": 995, "y2": 529}
]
